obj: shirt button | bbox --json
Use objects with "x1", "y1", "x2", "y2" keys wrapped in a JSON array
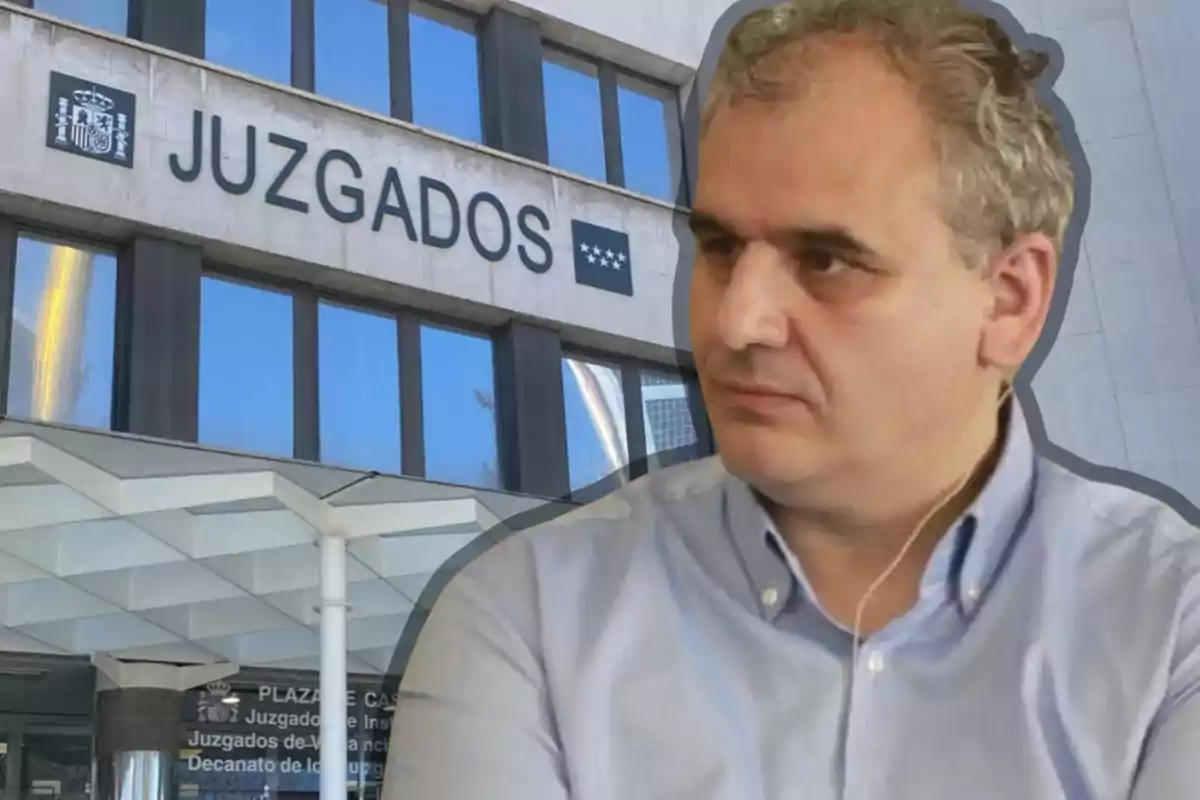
[
  {"x1": 761, "y1": 587, "x2": 780, "y2": 607},
  {"x1": 965, "y1": 585, "x2": 981, "y2": 601},
  {"x1": 866, "y1": 650, "x2": 886, "y2": 674}
]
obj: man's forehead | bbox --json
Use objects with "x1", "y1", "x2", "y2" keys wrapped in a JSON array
[{"x1": 695, "y1": 91, "x2": 945, "y2": 235}]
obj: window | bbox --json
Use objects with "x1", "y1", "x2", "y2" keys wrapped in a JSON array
[
  {"x1": 562, "y1": 355, "x2": 629, "y2": 492},
  {"x1": 205, "y1": 0, "x2": 292, "y2": 85},
  {"x1": 6, "y1": 235, "x2": 116, "y2": 429},
  {"x1": 318, "y1": 301, "x2": 401, "y2": 472},
  {"x1": 542, "y1": 49, "x2": 606, "y2": 182},
  {"x1": 198, "y1": 276, "x2": 294, "y2": 458},
  {"x1": 410, "y1": 2, "x2": 482, "y2": 142},
  {"x1": 420, "y1": 324, "x2": 499, "y2": 489},
  {"x1": 617, "y1": 74, "x2": 683, "y2": 203},
  {"x1": 315, "y1": 0, "x2": 390, "y2": 115},
  {"x1": 32, "y1": 0, "x2": 127, "y2": 36},
  {"x1": 641, "y1": 369, "x2": 699, "y2": 467}
]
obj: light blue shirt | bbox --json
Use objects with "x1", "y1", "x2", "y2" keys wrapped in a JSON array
[{"x1": 383, "y1": 400, "x2": 1200, "y2": 799}]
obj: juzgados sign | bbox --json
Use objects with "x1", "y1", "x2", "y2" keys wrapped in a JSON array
[{"x1": 45, "y1": 71, "x2": 636, "y2": 297}]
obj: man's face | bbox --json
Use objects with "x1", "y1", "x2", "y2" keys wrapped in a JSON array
[{"x1": 689, "y1": 41, "x2": 996, "y2": 496}]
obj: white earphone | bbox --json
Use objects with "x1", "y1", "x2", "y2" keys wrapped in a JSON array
[{"x1": 849, "y1": 382, "x2": 1014, "y2": 671}]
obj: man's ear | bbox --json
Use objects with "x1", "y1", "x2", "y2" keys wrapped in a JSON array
[{"x1": 977, "y1": 232, "x2": 1058, "y2": 373}]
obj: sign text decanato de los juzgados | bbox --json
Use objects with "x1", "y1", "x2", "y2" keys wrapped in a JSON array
[{"x1": 44, "y1": 70, "x2": 636, "y2": 297}]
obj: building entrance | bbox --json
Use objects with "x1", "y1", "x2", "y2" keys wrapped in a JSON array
[{"x1": 0, "y1": 718, "x2": 92, "y2": 799}]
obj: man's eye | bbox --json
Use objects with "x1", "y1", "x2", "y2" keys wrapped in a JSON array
[
  {"x1": 696, "y1": 235, "x2": 741, "y2": 260},
  {"x1": 799, "y1": 249, "x2": 850, "y2": 275}
]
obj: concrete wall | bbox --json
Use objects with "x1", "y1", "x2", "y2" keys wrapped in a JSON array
[{"x1": 1021, "y1": 0, "x2": 1200, "y2": 505}]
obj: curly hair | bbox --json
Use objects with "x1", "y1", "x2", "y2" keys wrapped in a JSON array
[{"x1": 702, "y1": 0, "x2": 1075, "y2": 265}]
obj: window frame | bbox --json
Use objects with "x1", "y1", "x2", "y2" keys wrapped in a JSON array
[
  {"x1": 297, "y1": 0, "x2": 485, "y2": 131},
  {"x1": 203, "y1": 0, "x2": 297, "y2": 88},
  {"x1": 541, "y1": 43, "x2": 609, "y2": 184},
  {"x1": 0, "y1": 218, "x2": 123, "y2": 431},
  {"x1": 195, "y1": 265, "x2": 299, "y2": 460},
  {"x1": 561, "y1": 341, "x2": 711, "y2": 497},
  {"x1": 612, "y1": 69, "x2": 688, "y2": 204},
  {"x1": 417, "y1": 317, "x2": 504, "y2": 490},
  {"x1": 636, "y1": 360, "x2": 709, "y2": 471},
  {"x1": 560, "y1": 349, "x2": 631, "y2": 497},
  {"x1": 540, "y1": 39, "x2": 690, "y2": 205},
  {"x1": 309, "y1": 0, "x2": 394, "y2": 114},
  {"x1": 199, "y1": 262, "x2": 500, "y2": 484},
  {"x1": 408, "y1": 0, "x2": 486, "y2": 140},
  {"x1": 28, "y1": 0, "x2": 131, "y2": 37}
]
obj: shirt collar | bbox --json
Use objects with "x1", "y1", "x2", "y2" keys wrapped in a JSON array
[{"x1": 723, "y1": 397, "x2": 1037, "y2": 622}]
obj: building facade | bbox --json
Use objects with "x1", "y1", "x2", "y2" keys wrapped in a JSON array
[{"x1": 0, "y1": 0, "x2": 1198, "y2": 797}]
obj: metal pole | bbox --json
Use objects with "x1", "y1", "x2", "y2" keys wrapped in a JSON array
[{"x1": 320, "y1": 534, "x2": 348, "y2": 800}]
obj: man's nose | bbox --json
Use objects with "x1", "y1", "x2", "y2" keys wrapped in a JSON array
[{"x1": 717, "y1": 243, "x2": 791, "y2": 352}]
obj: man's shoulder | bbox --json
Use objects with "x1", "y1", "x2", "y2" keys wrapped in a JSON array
[
  {"x1": 457, "y1": 456, "x2": 731, "y2": 588},
  {"x1": 1036, "y1": 455, "x2": 1200, "y2": 594},
  {"x1": 1041, "y1": 456, "x2": 1199, "y2": 546}
]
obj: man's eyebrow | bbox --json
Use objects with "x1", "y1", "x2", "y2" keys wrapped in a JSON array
[
  {"x1": 788, "y1": 226, "x2": 882, "y2": 261},
  {"x1": 687, "y1": 211, "x2": 881, "y2": 261},
  {"x1": 686, "y1": 210, "x2": 733, "y2": 236}
]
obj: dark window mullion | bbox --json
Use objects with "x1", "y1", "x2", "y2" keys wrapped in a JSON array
[
  {"x1": 110, "y1": 242, "x2": 135, "y2": 432},
  {"x1": 398, "y1": 313, "x2": 425, "y2": 477},
  {"x1": 599, "y1": 61, "x2": 625, "y2": 187},
  {"x1": 292, "y1": 0, "x2": 316, "y2": 92},
  {"x1": 387, "y1": 0, "x2": 414, "y2": 121},
  {"x1": 690, "y1": 375, "x2": 715, "y2": 456},
  {"x1": 0, "y1": 219, "x2": 16, "y2": 417},
  {"x1": 293, "y1": 288, "x2": 320, "y2": 461},
  {"x1": 622, "y1": 362, "x2": 647, "y2": 480}
]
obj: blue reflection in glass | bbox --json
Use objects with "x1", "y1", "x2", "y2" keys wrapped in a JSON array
[
  {"x1": 618, "y1": 81, "x2": 677, "y2": 202},
  {"x1": 315, "y1": 0, "x2": 390, "y2": 115},
  {"x1": 641, "y1": 369, "x2": 699, "y2": 469},
  {"x1": 33, "y1": 0, "x2": 127, "y2": 35},
  {"x1": 318, "y1": 301, "x2": 401, "y2": 472},
  {"x1": 421, "y1": 325, "x2": 499, "y2": 488},
  {"x1": 410, "y1": 7, "x2": 482, "y2": 142},
  {"x1": 6, "y1": 236, "x2": 116, "y2": 430},
  {"x1": 206, "y1": 0, "x2": 292, "y2": 85},
  {"x1": 198, "y1": 277, "x2": 294, "y2": 458},
  {"x1": 543, "y1": 53, "x2": 606, "y2": 182},
  {"x1": 562, "y1": 357, "x2": 628, "y2": 491}
]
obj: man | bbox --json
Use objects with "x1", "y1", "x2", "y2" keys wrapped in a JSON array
[{"x1": 383, "y1": 1, "x2": 1200, "y2": 797}]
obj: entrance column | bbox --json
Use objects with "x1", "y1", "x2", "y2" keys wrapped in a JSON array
[{"x1": 92, "y1": 655, "x2": 237, "y2": 800}]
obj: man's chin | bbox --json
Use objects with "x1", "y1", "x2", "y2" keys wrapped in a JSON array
[{"x1": 714, "y1": 425, "x2": 829, "y2": 489}]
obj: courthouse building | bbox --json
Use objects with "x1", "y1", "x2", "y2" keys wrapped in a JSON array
[{"x1": 0, "y1": 0, "x2": 1198, "y2": 797}]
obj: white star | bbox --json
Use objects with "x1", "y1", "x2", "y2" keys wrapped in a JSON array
[
  {"x1": 617, "y1": 253, "x2": 627, "y2": 264},
  {"x1": 605, "y1": 249, "x2": 614, "y2": 259},
  {"x1": 579, "y1": 242, "x2": 589, "y2": 253},
  {"x1": 600, "y1": 257, "x2": 610, "y2": 267},
  {"x1": 592, "y1": 245, "x2": 603, "y2": 256},
  {"x1": 587, "y1": 254, "x2": 596, "y2": 263}
]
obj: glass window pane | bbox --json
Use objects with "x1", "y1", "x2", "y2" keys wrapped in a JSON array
[
  {"x1": 199, "y1": 276, "x2": 294, "y2": 458},
  {"x1": 205, "y1": 0, "x2": 292, "y2": 85},
  {"x1": 421, "y1": 325, "x2": 499, "y2": 489},
  {"x1": 21, "y1": 729, "x2": 92, "y2": 799},
  {"x1": 618, "y1": 74, "x2": 682, "y2": 202},
  {"x1": 315, "y1": 0, "x2": 390, "y2": 115},
  {"x1": 33, "y1": 0, "x2": 127, "y2": 36},
  {"x1": 543, "y1": 50, "x2": 606, "y2": 182},
  {"x1": 562, "y1": 356, "x2": 629, "y2": 492},
  {"x1": 7, "y1": 235, "x2": 116, "y2": 430},
  {"x1": 641, "y1": 369, "x2": 699, "y2": 468},
  {"x1": 410, "y1": 3, "x2": 482, "y2": 142},
  {"x1": 318, "y1": 301, "x2": 401, "y2": 472}
]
